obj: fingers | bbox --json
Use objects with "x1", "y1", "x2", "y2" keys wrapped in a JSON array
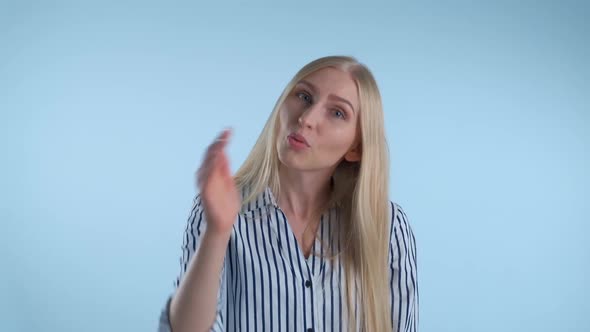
[
  {"x1": 203, "y1": 129, "x2": 232, "y2": 163},
  {"x1": 197, "y1": 151, "x2": 230, "y2": 190},
  {"x1": 196, "y1": 128, "x2": 233, "y2": 189},
  {"x1": 219, "y1": 152, "x2": 231, "y2": 178},
  {"x1": 211, "y1": 128, "x2": 232, "y2": 152}
]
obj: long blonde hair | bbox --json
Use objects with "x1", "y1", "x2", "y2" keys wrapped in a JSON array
[{"x1": 234, "y1": 55, "x2": 392, "y2": 332}]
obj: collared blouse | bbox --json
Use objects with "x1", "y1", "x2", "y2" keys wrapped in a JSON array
[{"x1": 158, "y1": 186, "x2": 418, "y2": 332}]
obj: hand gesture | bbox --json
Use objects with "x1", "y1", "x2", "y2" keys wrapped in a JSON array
[{"x1": 196, "y1": 128, "x2": 241, "y2": 236}]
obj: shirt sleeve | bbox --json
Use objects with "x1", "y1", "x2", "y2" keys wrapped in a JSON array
[
  {"x1": 158, "y1": 194, "x2": 228, "y2": 332},
  {"x1": 389, "y1": 201, "x2": 419, "y2": 332}
]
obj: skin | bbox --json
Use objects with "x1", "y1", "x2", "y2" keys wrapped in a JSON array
[
  {"x1": 170, "y1": 129, "x2": 238, "y2": 332},
  {"x1": 275, "y1": 66, "x2": 362, "y2": 257}
]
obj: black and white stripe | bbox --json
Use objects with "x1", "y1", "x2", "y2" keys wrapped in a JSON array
[{"x1": 159, "y1": 186, "x2": 418, "y2": 332}]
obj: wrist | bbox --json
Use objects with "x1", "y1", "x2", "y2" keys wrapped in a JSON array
[{"x1": 203, "y1": 227, "x2": 232, "y2": 242}]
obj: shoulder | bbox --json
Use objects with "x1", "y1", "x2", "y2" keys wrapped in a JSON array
[
  {"x1": 191, "y1": 192, "x2": 203, "y2": 207},
  {"x1": 188, "y1": 192, "x2": 204, "y2": 215},
  {"x1": 387, "y1": 200, "x2": 417, "y2": 252},
  {"x1": 184, "y1": 192, "x2": 207, "y2": 233},
  {"x1": 389, "y1": 201, "x2": 411, "y2": 229}
]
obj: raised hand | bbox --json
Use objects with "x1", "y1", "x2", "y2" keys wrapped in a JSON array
[{"x1": 195, "y1": 128, "x2": 241, "y2": 236}]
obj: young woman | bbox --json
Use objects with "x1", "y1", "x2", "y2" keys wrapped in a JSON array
[{"x1": 158, "y1": 56, "x2": 418, "y2": 332}]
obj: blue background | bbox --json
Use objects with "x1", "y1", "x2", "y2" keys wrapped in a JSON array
[{"x1": 1, "y1": 1, "x2": 588, "y2": 331}]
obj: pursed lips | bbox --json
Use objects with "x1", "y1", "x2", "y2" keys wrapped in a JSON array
[{"x1": 288, "y1": 132, "x2": 310, "y2": 146}]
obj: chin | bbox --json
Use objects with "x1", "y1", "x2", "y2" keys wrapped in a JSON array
[{"x1": 278, "y1": 151, "x2": 305, "y2": 169}]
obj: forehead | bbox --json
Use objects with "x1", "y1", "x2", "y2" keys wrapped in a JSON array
[{"x1": 298, "y1": 67, "x2": 359, "y2": 111}]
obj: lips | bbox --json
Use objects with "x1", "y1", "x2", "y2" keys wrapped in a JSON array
[{"x1": 288, "y1": 132, "x2": 309, "y2": 146}]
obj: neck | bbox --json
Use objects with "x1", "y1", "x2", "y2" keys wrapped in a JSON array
[{"x1": 276, "y1": 164, "x2": 333, "y2": 220}]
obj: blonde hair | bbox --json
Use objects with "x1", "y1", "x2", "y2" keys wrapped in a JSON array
[{"x1": 234, "y1": 55, "x2": 392, "y2": 332}]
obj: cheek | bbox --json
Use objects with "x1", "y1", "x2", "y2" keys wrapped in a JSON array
[
  {"x1": 281, "y1": 99, "x2": 302, "y2": 121},
  {"x1": 280, "y1": 101, "x2": 295, "y2": 118},
  {"x1": 321, "y1": 130, "x2": 357, "y2": 153},
  {"x1": 278, "y1": 107, "x2": 289, "y2": 129}
]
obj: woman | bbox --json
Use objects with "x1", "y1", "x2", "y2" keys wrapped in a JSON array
[{"x1": 158, "y1": 56, "x2": 418, "y2": 332}]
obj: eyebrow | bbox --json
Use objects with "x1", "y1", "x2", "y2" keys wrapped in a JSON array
[{"x1": 297, "y1": 80, "x2": 356, "y2": 114}]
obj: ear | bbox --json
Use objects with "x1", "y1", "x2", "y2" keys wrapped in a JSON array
[{"x1": 344, "y1": 143, "x2": 362, "y2": 162}]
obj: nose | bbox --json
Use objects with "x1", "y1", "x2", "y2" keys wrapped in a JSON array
[{"x1": 298, "y1": 103, "x2": 322, "y2": 129}]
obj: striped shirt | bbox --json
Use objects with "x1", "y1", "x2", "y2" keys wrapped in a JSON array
[{"x1": 158, "y1": 186, "x2": 419, "y2": 332}]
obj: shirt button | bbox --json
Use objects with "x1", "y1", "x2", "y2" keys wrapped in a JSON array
[{"x1": 305, "y1": 280, "x2": 312, "y2": 288}]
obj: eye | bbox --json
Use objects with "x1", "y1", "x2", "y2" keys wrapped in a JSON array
[
  {"x1": 333, "y1": 108, "x2": 347, "y2": 120},
  {"x1": 296, "y1": 91, "x2": 312, "y2": 105}
]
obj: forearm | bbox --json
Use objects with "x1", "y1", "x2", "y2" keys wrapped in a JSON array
[{"x1": 169, "y1": 229, "x2": 230, "y2": 332}]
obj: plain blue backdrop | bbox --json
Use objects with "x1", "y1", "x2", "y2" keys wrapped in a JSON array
[{"x1": 1, "y1": 1, "x2": 588, "y2": 331}]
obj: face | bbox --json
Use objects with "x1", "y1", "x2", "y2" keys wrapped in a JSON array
[{"x1": 276, "y1": 66, "x2": 361, "y2": 173}]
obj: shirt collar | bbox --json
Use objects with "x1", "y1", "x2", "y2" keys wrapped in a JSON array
[
  {"x1": 239, "y1": 185, "x2": 278, "y2": 214},
  {"x1": 238, "y1": 184, "x2": 341, "y2": 215}
]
